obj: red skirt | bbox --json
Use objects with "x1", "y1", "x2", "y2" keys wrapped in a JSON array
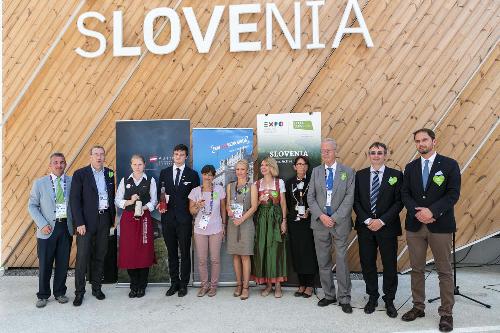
[{"x1": 118, "y1": 210, "x2": 156, "y2": 269}]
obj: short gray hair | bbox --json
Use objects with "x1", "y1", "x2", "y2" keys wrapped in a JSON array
[
  {"x1": 321, "y1": 138, "x2": 337, "y2": 150},
  {"x1": 49, "y1": 152, "x2": 65, "y2": 162}
]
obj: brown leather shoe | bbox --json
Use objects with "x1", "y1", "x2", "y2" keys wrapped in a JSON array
[
  {"x1": 401, "y1": 307, "x2": 425, "y2": 321},
  {"x1": 439, "y1": 315, "x2": 453, "y2": 332}
]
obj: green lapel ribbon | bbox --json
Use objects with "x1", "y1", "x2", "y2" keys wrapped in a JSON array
[
  {"x1": 388, "y1": 176, "x2": 398, "y2": 186},
  {"x1": 433, "y1": 175, "x2": 445, "y2": 186}
]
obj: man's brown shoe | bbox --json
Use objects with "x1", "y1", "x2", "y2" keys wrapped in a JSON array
[
  {"x1": 401, "y1": 307, "x2": 425, "y2": 321},
  {"x1": 439, "y1": 315, "x2": 453, "y2": 332}
]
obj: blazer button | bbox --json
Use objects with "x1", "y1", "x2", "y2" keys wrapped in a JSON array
[{"x1": 422, "y1": 195, "x2": 426, "y2": 199}]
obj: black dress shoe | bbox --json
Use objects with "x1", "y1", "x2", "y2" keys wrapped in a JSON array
[
  {"x1": 166, "y1": 285, "x2": 179, "y2": 296},
  {"x1": 128, "y1": 289, "x2": 137, "y2": 298},
  {"x1": 73, "y1": 294, "x2": 84, "y2": 306},
  {"x1": 136, "y1": 289, "x2": 145, "y2": 298},
  {"x1": 439, "y1": 315, "x2": 453, "y2": 332},
  {"x1": 364, "y1": 299, "x2": 378, "y2": 314},
  {"x1": 178, "y1": 287, "x2": 188, "y2": 297},
  {"x1": 385, "y1": 302, "x2": 398, "y2": 318},
  {"x1": 340, "y1": 303, "x2": 353, "y2": 314},
  {"x1": 92, "y1": 289, "x2": 106, "y2": 300},
  {"x1": 317, "y1": 297, "x2": 337, "y2": 307}
]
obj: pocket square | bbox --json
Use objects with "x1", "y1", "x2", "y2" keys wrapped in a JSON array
[
  {"x1": 435, "y1": 171, "x2": 443, "y2": 176},
  {"x1": 183, "y1": 181, "x2": 191, "y2": 185}
]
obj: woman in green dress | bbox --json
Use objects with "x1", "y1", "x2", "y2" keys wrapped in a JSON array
[{"x1": 251, "y1": 156, "x2": 288, "y2": 298}]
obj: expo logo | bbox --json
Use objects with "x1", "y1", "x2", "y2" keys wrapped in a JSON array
[{"x1": 264, "y1": 121, "x2": 284, "y2": 128}]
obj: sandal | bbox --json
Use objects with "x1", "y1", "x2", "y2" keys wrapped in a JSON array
[
  {"x1": 240, "y1": 285, "x2": 250, "y2": 300},
  {"x1": 233, "y1": 284, "x2": 242, "y2": 297},
  {"x1": 294, "y1": 286, "x2": 305, "y2": 297},
  {"x1": 303, "y1": 287, "x2": 313, "y2": 298},
  {"x1": 274, "y1": 285, "x2": 283, "y2": 298},
  {"x1": 207, "y1": 287, "x2": 217, "y2": 297},
  {"x1": 261, "y1": 286, "x2": 272, "y2": 297},
  {"x1": 197, "y1": 287, "x2": 209, "y2": 297}
]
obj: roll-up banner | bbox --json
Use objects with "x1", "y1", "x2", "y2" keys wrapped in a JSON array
[
  {"x1": 256, "y1": 112, "x2": 322, "y2": 180},
  {"x1": 192, "y1": 128, "x2": 254, "y2": 284},
  {"x1": 256, "y1": 112, "x2": 321, "y2": 285},
  {"x1": 116, "y1": 119, "x2": 190, "y2": 283}
]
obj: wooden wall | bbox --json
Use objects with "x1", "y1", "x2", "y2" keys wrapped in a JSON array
[{"x1": 2, "y1": 0, "x2": 499, "y2": 270}]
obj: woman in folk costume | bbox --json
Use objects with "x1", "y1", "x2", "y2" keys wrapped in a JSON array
[
  {"x1": 116, "y1": 154, "x2": 157, "y2": 298},
  {"x1": 251, "y1": 156, "x2": 288, "y2": 298}
]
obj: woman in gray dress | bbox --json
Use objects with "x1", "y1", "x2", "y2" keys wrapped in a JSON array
[{"x1": 226, "y1": 159, "x2": 258, "y2": 300}]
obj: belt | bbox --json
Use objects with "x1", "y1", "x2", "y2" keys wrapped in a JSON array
[
  {"x1": 98, "y1": 209, "x2": 109, "y2": 215},
  {"x1": 55, "y1": 218, "x2": 67, "y2": 223}
]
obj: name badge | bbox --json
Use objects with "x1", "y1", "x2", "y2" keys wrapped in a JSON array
[
  {"x1": 198, "y1": 214, "x2": 210, "y2": 230},
  {"x1": 326, "y1": 190, "x2": 333, "y2": 206},
  {"x1": 231, "y1": 202, "x2": 244, "y2": 219},
  {"x1": 99, "y1": 194, "x2": 108, "y2": 210},
  {"x1": 55, "y1": 203, "x2": 67, "y2": 219}
]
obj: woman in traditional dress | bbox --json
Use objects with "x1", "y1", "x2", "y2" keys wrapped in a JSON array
[
  {"x1": 285, "y1": 156, "x2": 318, "y2": 298},
  {"x1": 116, "y1": 154, "x2": 157, "y2": 298},
  {"x1": 188, "y1": 165, "x2": 226, "y2": 297},
  {"x1": 251, "y1": 156, "x2": 287, "y2": 298},
  {"x1": 226, "y1": 159, "x2": 258, "y2": 300}
]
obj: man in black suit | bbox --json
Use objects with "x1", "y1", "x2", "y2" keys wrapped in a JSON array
[
  {"x1": 354, "y1": 142, "x2": 403, "y2": 318},
  {"x1": 71, "y1": 145, "x2": 116, "y2": 306},
  {"x1": 401, "y1": 129, "x2": 460, "y2": 333},
  {"x1": 157, "y1": 144, "x2": 200, "y2": 297}
]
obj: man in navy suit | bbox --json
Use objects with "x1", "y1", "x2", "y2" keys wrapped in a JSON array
[
  {"x1": 354, "y1": 142, "x2": 403, "y2": 318},
  {"x1": 401, "y1": 129, "x2": 461, "y2": 332},
  {"x1": 71, "y1": 145, "x2": 116, "y2": 306},
  {"x1": 158, "y1": 144, "x2": 200, "y2": 297}
]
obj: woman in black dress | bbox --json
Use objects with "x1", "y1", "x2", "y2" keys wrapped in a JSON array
[{"x1": 285, "y1": 156, "x2": 318, "y2": 298}]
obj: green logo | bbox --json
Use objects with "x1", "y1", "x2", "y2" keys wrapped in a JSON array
[
  {"x1": 433, "y1": 175, "x2": 445, "y2": 186},
  {"x1": 293, "y1": 121, "x2": 313, "y2": 131},
  {"x1": 212, "y1": 192, "x2": 219, "y2": 200},
  {"x1": 388, "y1": 177, "x2": 398, "y2": 186},
  {"x1": 108, "y1": 171, "x2": 114, "y2": 178},
  {"x1": 271, "y1": 190, "x2": 279, "y2": 198},
  {"x1": 340, "y1": 172, "x2": 347, "y2": 181}
]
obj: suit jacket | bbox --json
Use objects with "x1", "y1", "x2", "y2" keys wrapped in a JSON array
[
  {"x1": 307, "y1": 162, "x2": 355, "y2": 237},
  {"x1": 70, "y1": 165, "x2": 116, "y2": 233},
  {"x1": 353, "y1": 166, "x2": 403, "y2": 237},
  {"x1": 401, "y1": 154, "x2": 461, "y2": 233},
  {"x1": 28, "y1": 175, "x2": 73, "y2": 239},
  {"x1": 158, "y1": 165, "x2": 200, "y2": 224}
]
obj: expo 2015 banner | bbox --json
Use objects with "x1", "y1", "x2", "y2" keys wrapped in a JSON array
[
  {"x1": 257, "y1": 112, "x2": 322, "y2": 181},
  {"x1": 116, "y1": 119, "x2": 190, "y2": 284},
  {"x1": 192, "y1": 128, "x2": 254, "y2": 283}
]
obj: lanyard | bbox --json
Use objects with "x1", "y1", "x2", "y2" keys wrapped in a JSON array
[
  {"x1": 201, "y1": 186, "x2": 215, "y2": 216},
  {"x1": 291, "y1": 179, "x2": 309, "y2": 204},
  {"x1": 49, "y1": 175, "x2": 66, "y2": 202}
]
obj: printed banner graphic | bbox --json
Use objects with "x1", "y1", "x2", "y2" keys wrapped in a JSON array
[
  {"x1": 116, "y1": 119, "x2": 190, "y2": 283},
  {"x1": 192, "y1": 128, "x2": 254, "y2": 283},
  {"x1": 257, "y1": 112, "x2": 321, "y2": 181}
]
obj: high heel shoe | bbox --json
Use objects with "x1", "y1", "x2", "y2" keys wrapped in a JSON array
[
  {"x1": 240, "y1": 285, "x2": 250, "y2": 300},
  {"x1": 233, "y1": 284, "x2": 242, "y2": 297}
]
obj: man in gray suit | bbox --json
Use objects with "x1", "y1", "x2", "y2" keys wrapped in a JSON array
[
  {"x1": 308, "y1": 138, "x2": 355, "y2": 313},
  {"x1": 28, "y1": 152, "x2": 73, "y2": 308}
]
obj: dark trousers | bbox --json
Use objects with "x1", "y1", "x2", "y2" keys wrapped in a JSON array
[
  {"x1": 297, "y1": 274, "x2": 315, "y2": 288},
  {"x1": 128, "y1": 268, "x2": 149, "y2": 290},
  {"x1": 162, "y1": 220, "x2": 192, "y2": 287},
  {"x1": 358, "y1": 230, "x2": 398, "y2": 302},
  {"x1": 75, "y1": 212, "x2": 111, "y2": 295},
  {"x1": 37, "y1": 222, "x2": 71, "y2": 299}
]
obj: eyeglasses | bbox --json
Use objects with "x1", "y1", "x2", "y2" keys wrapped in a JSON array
[
  {"x1": 295, "y1": 163, "x2": 307, "y2": 166},
  {"x1": 369, "y1": 151, "x2": 385, "y2": 156},
  {"x1": 320, "y1": 149, "x2": 334, "y2": 154}
]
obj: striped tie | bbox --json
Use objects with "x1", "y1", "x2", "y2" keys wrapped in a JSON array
[{"x1": 370, "y1": 171, "x2": 380, "y2": 214}]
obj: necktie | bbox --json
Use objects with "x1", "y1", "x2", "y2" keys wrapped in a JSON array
[
  {"x1": 175, "y1": 168, "x2": 181, "y2": 187},
  {"x1": 370, "y1": 171, "x2": 379, "y2": 214},
  {"x1": 326, "y1": 168, "x2": 334, "y2": 215},
  {"x1": 422, "y1": 160, "x2": 430, "y2": 190},
  {"x1": 56, "y1": 177, "x2": 64, "y2": 204}
]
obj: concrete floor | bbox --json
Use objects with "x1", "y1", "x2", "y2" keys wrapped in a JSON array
[{"x1": 1, "y1": 266, "x2": 499, "y2": 333}]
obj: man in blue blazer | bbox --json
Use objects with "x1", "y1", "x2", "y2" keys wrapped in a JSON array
[
  {"x1": 157, "y1": 144, "x2": 200, "y2": 297},
  {"x1": 28, "y1": 152, "x2": 73, "y2": 308},
  {"x1": 70, "y1": 145, "x2": 116, "y2": 306},
  {"x1": 354, "y1": 142, "x2": 403, "y2": 318},
  {"x1": 401, "y1": 129, "x2": 461, "y2": 332}
]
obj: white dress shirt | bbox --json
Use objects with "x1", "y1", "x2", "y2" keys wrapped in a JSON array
[
  {"x1": 115, "y1": 173, "x2": 157, "y2": 211},
  {"x1": 420, "y1": 152, "x2": 437, "y2": 173}
]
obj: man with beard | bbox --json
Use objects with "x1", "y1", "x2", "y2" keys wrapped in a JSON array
[{"x1": 401, "y1": 129, "x2": 461, "y2": 332}]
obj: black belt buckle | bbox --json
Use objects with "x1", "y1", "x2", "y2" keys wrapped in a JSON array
[{"x1": 55, "y1": 218, "x2": 67, "y2": 223}]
